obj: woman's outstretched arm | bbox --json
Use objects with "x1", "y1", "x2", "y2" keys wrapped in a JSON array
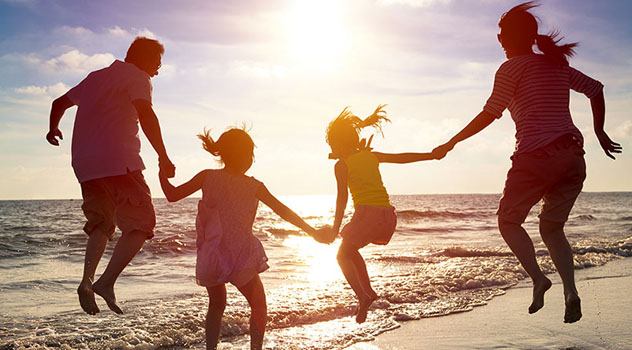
[
  {"x1": 433, "y1": 110, "x2": 497, "y2": 158},
  {"x1": 590, "y1": 90, "x2": 622, "y2": 159},
  {"x1": 159, "y1": 170, "x2": 207, "y2": 202}
]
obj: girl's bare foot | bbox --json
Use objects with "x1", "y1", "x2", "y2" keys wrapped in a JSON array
[
  {"x1": 77, "y1": 281, "x2": 100, "y2": 315},
  {"x1": 92, "y1": 279, "x2": 124, "y2": 314},
  {"x1": 355, "y1": 293, "x2": 378, "y2": 323},
  {"x1": 528, "y1": 276, "x2": 552, "y2": 314},
  {"x1": 564, "y1": 294, "x2": 582, "y2": 323}
]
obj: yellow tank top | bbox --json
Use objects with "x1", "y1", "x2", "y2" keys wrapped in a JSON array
[{"x1": 344, "y1": 150, "x2": 391, "y2": 207}]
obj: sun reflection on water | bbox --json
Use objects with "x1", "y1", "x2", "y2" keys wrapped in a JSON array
[{"x1": 282, "y1": 235, "x2": 343, "y2": 284}]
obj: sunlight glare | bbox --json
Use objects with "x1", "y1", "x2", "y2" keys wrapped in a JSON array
[
  {"x1": 286, "y1": 0, "x2": 349, "y2": 70},
  {"x1": 282, "y1": 235, "x2": 342, "y2": 284}
]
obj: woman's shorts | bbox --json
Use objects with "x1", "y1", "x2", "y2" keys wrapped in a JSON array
[
  {"x1": 497, "y1": 134, "x2": 586, "y2": 224},
  {"x1": 341, "y1": 205, "x2": 397, "y2": 248},
  {"x1": 80, "y1": 170, "x2": 156, "y2": 240}
]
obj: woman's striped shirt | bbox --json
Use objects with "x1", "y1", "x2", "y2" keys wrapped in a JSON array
[{"x1": 483, "y1": 54, "x2": 603, "y2": 155}]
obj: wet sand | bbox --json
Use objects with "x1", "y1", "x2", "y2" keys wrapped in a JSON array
[{"x1": 347, "y1": 257, "x2": 632, "y2": 350}]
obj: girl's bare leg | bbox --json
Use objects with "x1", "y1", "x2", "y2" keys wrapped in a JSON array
[
  {"x1": 205, "y1": 284, "x2": 227, "y2": 350},
  {"x1": 337, "y1": 240, "x2": 377, "y2": 323},
  {"x1": 237, "y1": 275, "x2": 267, "y2": 350}
]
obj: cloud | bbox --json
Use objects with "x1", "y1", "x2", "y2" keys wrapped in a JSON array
[
  {"x1": 13, "y1": 82, "x2": 70, "y2": 98},
  {"x1": 377, "y1": 0, "x2": 452, "y2": 7},
  {"x1": 43, "y1": 49, "x2": 115, "y2": 73}
]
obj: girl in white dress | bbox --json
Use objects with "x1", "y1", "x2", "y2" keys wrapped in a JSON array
[{"x1": 159, "y1": 127, "x2": 332, "y2": 350}]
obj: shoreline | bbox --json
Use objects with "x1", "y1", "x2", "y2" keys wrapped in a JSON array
[{"x1": 346, "y1": 257, "x2": 632, "y2": 350}]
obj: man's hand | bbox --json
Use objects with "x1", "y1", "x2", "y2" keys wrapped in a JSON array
[
  {"x1": 46, "y1": 128, "x2": 63, "y2": 146},
  {"x1": 159, "y1": 157, "x2": 176, "y2": 178},
  {"x1": 595, "y1": 130, "x2": 622, "y2": 160}
]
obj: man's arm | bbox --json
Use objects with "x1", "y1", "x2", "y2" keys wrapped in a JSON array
[
  {"x1": 432, "y1": 110, "x2": 497, "y2": 158},
  {"x1": 46, "y1": 94, "x2": 75, "y2": 146},
  {"x1": 133, "y1": 99, "x2": 175, "y2": 177},
  {"x1": 373, "y1": 152, "x2": 437, "y2": 164},
  {"x1": 590, "y1": 90, "x2": 622, "y2": 159}
]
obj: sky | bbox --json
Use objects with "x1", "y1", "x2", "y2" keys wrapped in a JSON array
[{"x1": 0, "y1": 0, "x2": 630, "y2": 200}]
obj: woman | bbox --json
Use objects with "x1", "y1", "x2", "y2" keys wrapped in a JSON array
[{"x1": 433, "y1": 2, "x2": 621, "y2": 323}]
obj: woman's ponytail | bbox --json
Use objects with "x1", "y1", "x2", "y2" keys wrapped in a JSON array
[{"x1": 536, "y1": 31, "x2": 578, "y2": 66}]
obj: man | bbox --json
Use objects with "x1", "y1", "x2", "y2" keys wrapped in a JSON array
[{"x1": 46, "y1": 37, "x2": 175, "y2": 315}]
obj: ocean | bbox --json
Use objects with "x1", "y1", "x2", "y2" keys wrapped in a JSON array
[{"x1": 1, "y1": 192, "x2": 631, "y2": 349}]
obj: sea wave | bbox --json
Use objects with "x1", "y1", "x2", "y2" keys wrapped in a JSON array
[{"x1": 396, "y1": 209, "x2": 491, "y2": 220}]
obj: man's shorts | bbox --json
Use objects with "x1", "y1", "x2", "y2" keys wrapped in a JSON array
[
  {"x1": 80, "y1": 170, "x2": 156, "y2": 240},
  {"x1": 497, "y1": 134, "x2": 586, "y2": 225},
  {"x1": 341, "y1": 205, "x2": 397, "y2": 248}
]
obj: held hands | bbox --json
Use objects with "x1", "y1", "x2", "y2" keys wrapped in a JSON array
[
  {"x1": 159, "y1": 156, "x2": 176, "y2": 178},
  {"x1": 46, "y1": 128, "x2": 63, "y2": 146},
  {"x1": 431, "y1": 141, "x2": 455, "y2": 160},
  {"x1": 595, "y1": 130, "x2": 622, "y2": 160},
  {"x1": 312, "y1": 226, "x2": 337, "y2": 244}
]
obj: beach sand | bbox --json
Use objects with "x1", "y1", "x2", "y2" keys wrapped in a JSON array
[{"x1": 346, "y1": 257, "x2": 632, "y2": 350}]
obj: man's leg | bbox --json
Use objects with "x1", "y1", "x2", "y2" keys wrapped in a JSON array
[
  {"x1": 498, "y1": 218, "x2": 552, "y2": 314},
  {"x1": 539, "y1": 219, "x2": 581, "y2": 323},
  {"x1": 78, "y1": 229, "x2": 110, "y2": 315},
  {"x1": 92, "y1": 229, "x2": 148, "y2": 314}
]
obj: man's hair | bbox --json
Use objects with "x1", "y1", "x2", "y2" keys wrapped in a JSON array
[{"x1": 125, "y1": 37, "x2": 164, "y2": 65}]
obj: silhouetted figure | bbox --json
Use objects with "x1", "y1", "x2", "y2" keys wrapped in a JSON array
[
  {"x1": 327, "y1": 105, "x2": 440, "y2": 323},
  {"x1": 159, "y1": 127, "x2": 332, "y2": 350},
  {"x1": 433, "y1": 2, "x2": 622, "y2": 323},
  {"x1": 46, "y1": 37, "x2": 176, "y2": 315}
]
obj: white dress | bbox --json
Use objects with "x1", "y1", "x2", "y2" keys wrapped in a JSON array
[{"x1": 195, "y1": 169, "x2": 269, "y2": 287}]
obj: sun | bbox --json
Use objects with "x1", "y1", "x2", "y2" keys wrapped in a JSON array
[{"x1": 285, "y1": 0, "x2": 349, "y2": 70}]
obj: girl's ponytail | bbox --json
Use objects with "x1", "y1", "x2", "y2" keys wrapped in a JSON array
[
  {"x1": 359, "y1": 104, "x2": 390, "y2": 136},
  {"x1": 536, "y1": 31, "x2": 577, "y2": 66},
  {"x1": 197, "y1": 128, "x2": 220, "y2": 156}
]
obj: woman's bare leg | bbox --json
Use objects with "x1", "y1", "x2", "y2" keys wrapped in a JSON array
[{"x1": 498, "y1": 218, "x2": 552, "y2": 314}]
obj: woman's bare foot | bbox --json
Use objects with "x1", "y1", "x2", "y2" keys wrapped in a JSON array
[
  {"x1": 564, "y1": 294, "x2": 582, "y2": 323},
  {"x1": 92, "y1": 279, "x2": 123, "y2": 314},
  {"x1": 77, "y1": 280, "x2": 100, "y2": 315},
  {"x1": 355, "y1": 293, "x2": 378, "y2": 323},
  {"x1": 528, "y1": 276, "x2": 552, "y2": 314}
]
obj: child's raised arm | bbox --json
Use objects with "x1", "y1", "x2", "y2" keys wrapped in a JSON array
[
  {"x1": 256, "y1": 184, "x2": 332, "y2": 243},
  {"x1": 373, "y1": 151, "x2": 438, "y2": 164},
  {"x1": 159, "y1": 170, "x2": 208, "y2": 202}
]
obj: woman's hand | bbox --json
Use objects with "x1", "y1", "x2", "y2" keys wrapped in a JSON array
[
  {"x1": 595, "y1": 130, "x2": 622, "y2": 159},
  {"x1": 432, "y1": 141, "x2": 455, "y2": 160}
]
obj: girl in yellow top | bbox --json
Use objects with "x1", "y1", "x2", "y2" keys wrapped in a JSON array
[{"x1": 326, "y1": 105, "x2": 439, "y2": 323}]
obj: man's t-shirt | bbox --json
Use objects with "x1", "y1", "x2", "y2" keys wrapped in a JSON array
[{"x1": 66, "y1": 60, "x2": 152, "y2": 183}]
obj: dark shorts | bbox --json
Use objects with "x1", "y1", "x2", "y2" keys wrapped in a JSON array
[
  {"x1": 80, "y1": 170, "x2": 156, "y2": 240},
  {"x1": 497, "y1": 134, "x2": 586, "y2": 224}
]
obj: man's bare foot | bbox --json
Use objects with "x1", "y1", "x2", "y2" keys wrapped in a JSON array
[
  {"x1": 564, "y1": 294, "x2": 582, "y2": 323},
  {"x1": 356, "y1": 293, "x2": 378, "y2": 323},
  {"x1": 528, "y1": 276, "x2": 552, "y2": 314},
  {"x1": 77, "y1": 281, "x2": 100, "y2": 315},
  {"x1": 92, "y1": 279, "x2": 123, "y2": 314}
]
